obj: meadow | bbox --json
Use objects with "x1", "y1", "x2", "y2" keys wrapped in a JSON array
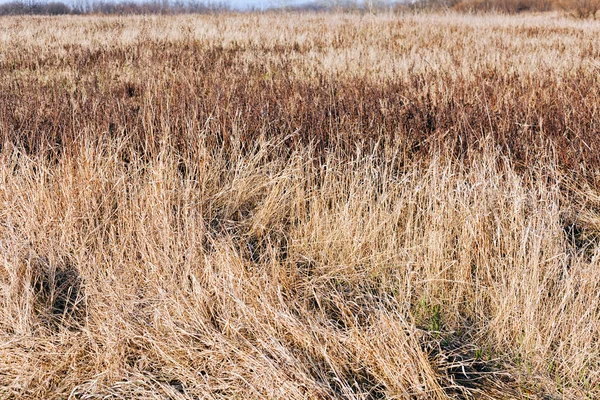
[{"x1": 1, "y1": 11, "x2": 600, "y2": 399}]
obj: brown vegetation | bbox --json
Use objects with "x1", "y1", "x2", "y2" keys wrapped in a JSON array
[{"x1": 1, "y1": 12, "x2": 600, "y2": 399}]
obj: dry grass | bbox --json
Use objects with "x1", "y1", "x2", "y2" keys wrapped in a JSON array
[{"x1": 1, "y1": 12, "x2": 600, "y2": 399}]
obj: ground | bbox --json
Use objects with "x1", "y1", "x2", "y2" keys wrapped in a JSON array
[{"x1": 0, "y1": 12, "x2": 599, "y2": 399}]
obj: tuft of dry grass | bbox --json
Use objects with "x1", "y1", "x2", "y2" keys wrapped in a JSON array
[{"x1": 1, "y1": 12, "x2": 600, "y2": 399}]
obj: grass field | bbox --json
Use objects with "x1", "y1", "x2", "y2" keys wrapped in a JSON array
[{"x1": 1, "y1": 11, "x2": 600, "y2": 399}]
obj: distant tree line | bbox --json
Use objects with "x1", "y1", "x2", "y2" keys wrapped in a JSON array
[
  {"x1": 0, "y1": 0, "x2": 380, "y2": 15},
  {"x1": 402, "y1": 0, "x2": 599, "y2": 17},
  {"x1": 0, "y1": 0, "x2": 597, "y2": 17},
  {"x1": 0, "y1": 0, "x2": 231, "y2": 15}
]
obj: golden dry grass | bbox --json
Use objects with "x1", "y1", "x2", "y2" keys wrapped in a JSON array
[{"x1": 1, "y1": 11, "x2": 600, "y2": 399}]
